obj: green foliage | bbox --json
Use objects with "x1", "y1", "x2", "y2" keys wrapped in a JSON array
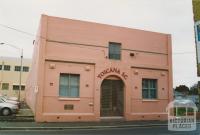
[
  {"x1": 197, "y1": 64, "x2": 200, "y2": 76},
  {"x1": 189, "y1": 83, "x2": 199, "y2": 95},
  {"x1": 174, "y1": 85, "x2": 189, "y2": 94},
  {"x1": 193, "y1": 0, "x2": 200, "y2": 21},
  {"x1": 175, "y1": 108, "x2": 186, "y2": 116},
  {"x1": 174, "y1": 107, "x2": 194, "y2": 116}
]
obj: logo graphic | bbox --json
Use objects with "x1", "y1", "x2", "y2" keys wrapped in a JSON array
[{"x1": 166, "y1": 98, "x2": 198, "y2": 131}]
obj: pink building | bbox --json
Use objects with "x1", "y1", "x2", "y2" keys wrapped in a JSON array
[{"x1": 26, "y1": 15, "x2": 173, "y2": 122}]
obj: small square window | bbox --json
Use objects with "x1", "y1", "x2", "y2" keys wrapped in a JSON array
[
  {"x1": 21, "y1": 85, "x2": 25, "y2": 90},
  {"x1": 2, "y1": 83, "x2": 9, "y2": 90},
  {"x1": 0, "y1": 65, "x2": 2, "y2": 70},
  {"x1": 4, "y1": 65, "x2": 10, "y2": 71},
  {"x1": 109, "y1": 42, "x2": 121, "y2": 60},
  {"x1": 23, "y1": 66, "x2": 29, "y2": 72},
  {"x1": 13, "y1": 85, "x2": 19, "y2": 90},
  {"x1": 14, "y1": 66, "x2": 21, "y2": 71}
]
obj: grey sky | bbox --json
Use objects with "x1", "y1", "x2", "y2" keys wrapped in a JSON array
[{"x1": 0, "y1": 0, "x2": 198, "y2": 87}]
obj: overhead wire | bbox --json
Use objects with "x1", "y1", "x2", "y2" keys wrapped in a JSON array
[
  {"x1": 0, "y1": 23, "x2": 198, "y2": 55},
  {"x1": 0, "y1": 23, "x2": 45, "y2": 39}
]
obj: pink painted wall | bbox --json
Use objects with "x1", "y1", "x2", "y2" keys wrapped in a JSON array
[
  {"x1": 25, "y1": 17, "x2": 43, "y2": 114},
  {"x1": 26, "y1": 15, "x2": 173, "y2": 122}
]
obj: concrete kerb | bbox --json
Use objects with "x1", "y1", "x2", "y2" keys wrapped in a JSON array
[
  {"x1": 0, "y1": 121, "x2": 199, "y2": 131},
  {"x1": 0, "y1": 124, "x2": 166, "y2": 131}
]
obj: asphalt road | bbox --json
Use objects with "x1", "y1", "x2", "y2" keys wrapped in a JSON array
[{"x1": 0, "y1": 125, "x2": 199, "y2": 135}]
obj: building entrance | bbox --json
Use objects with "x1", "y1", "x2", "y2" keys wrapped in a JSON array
[{"x1": 100, "y1": 77, "x2": 124, "y2": 117}]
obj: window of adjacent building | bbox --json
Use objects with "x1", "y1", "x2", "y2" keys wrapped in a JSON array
[
  {"x1": 2, "y1": 83, "x2": 9, "y2": 90},
  {"x1": 3, "y1": 65, "x2": 10, "y2": 71},
  {"x1": 109, "y1": 42, "x2": 121, "y2": 60},
  {"x1": 142, "y1": 79, "x2": 157, "y2": 99},
  {"x1": 13, "y1": 85, "x2": 19, "y2": 90},
  {"x1": 13, "y1": 85, "x2": 25, "y2": 90},
  {"x1": 0, "y1": 65, "x2": 2, "y2": 70},
  {"x1": 197, "y1": 24, "x2": 200, "y2": 42},
  {"x1": 23, "y1": 66, "x2": 29, "y2": 72},
  {"x1": 21, "y1": 85, "x2": 25, "y2": 90},
  {"x1": 14, "y1": 66, "x2": 21, "y2": 71},
  {"x1": 59, "y1": 74, "x2": 80, "y2": 98}
]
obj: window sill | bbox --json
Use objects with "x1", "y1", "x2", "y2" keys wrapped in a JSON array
[
  {"x1": 142, "y1": 99, "x2": 159, "y2": 102},
  {"x1": 58, "y1": 97, "x2": 80, "y2": 101},
  {"x1": 108, "y1": 58, "x2": 121, "y2": 61}
]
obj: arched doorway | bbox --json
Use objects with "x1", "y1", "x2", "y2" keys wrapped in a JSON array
[{"x1": 100, "y1": 76, "x2": 124, "y2": 117}]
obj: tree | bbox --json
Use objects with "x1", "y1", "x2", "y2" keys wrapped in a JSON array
[
  {"x1": 193, "y1": 0, "x2": 200, "y2": 22},
  {"x1": 174, "y1": 85, "x2": 189, "y2": 95},
  {"x1": 189, "y1": 83, "x2": 199, "y2": 95}
]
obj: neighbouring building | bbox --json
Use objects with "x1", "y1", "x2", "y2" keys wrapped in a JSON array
[
  {"x1": 193, "y1": 0, "x2": 200, "y2": 76},
  {"x1": 26, "y1": 15, "x2": 173, "y2": 122},
  {"x1": 0, "y1": 57, "x2": 31, "y2": 101}
]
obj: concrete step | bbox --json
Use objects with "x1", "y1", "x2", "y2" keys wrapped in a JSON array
[{"x1": 0, "y1": 115, "x2": 34, "y2": 122}]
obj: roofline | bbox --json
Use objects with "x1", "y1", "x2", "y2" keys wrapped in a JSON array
[
  {"x1": 42, "y1": 14, "x2": 171, "y2": 36},
  {"x1": 0, "y1": 56, "x2": 32, "y2": 61}
]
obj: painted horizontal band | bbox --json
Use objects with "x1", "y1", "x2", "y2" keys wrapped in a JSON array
[
  {"x1": 131, "y1": 112, "x2": 167, "y2": 115},
  {"x1": 131, "y1": 66, "x2": 168, "y2": 71},
  {"x1": 47, "y1": 39, "x2": 168, "y2": 55},
  {"x1": 45, "y1": 59, "x2": 95, "y2": 65}
]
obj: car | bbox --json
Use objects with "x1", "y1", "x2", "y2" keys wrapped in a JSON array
[
  {"x1": 0, "y1": 98, "x2": 19, "y2": 116},
  {"x1": 0, "y1": 96, "x2": 20, "y2": 106},
  {"x1": 2, "y1": 95, "x2": 18, "y2": 101},
  {"x1": 0, "y1": 94, "x2": 18, "y2": 101}
]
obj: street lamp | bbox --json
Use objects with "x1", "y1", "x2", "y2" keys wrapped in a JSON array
[{"x1": 0, "y1": 42, "x2": 23, "y2": 101}]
